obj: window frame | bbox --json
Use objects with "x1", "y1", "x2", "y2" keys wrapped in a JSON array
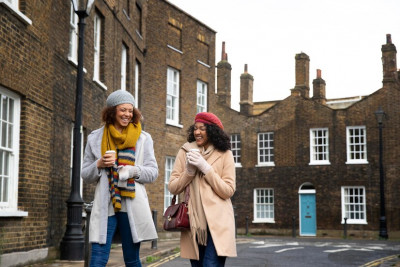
[
  {"x1": 341, "y1": 186, "x2": 367, "y2": 224},
  {"x1": 135, "y1": 2, "x2": 143, "y2": 37},
  {"x1": 230, "y1": 134, "x2": 242, "y2": 167},
  {"x1": 257, "y1": 132, "x2": 275, "y2": 166},
  {"x1": 68, "y1": 3, "x2": 78, "y2": 64},
  {"x1": 134, "y1": 60, "x2": 141, "y2": 109},
  {"x1": 120, "y1": 44, "x2": 128, "y2": 91},
  {"x1": 0, "y1": 0, "x2": 32, "y2": 25},
  {"x1": 0, "y1": 87, "x2": 26, "y2": 217},
  {"x1": 346, "y1": 126, "x2": 368, "y2": 164},
  {"x1": 93, "y1": 12, "x2": 107, "y2": 90},
  {"x1": 166, "y1": 67, "x2": 182, "y2": 128},
  {"x1": 164, "y1": 156, "x2": 176, "y2": 212},
  {"x1": 196, "y1": 80, "x2": 207, "y2": 113},
  {"x1": 309, "y1": 128, "x2": 330, "y2": 165},
  {"x1": 253, "y1": 188, "x2": 275, "y2": 223}
]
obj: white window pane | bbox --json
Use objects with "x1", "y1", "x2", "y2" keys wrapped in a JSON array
[
  {"x1": 166, "y1": 68, "x2": 180, "y2": 124},
  {"x1": 1, "y1": 122, "x2": 6, "y2": 148}
]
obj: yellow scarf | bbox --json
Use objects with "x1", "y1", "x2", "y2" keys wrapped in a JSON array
[
  {"x1": 101, "y1": 122, "x2": 142, "y2": 211},
  {"x1": 101, "y1": 122, "x2": 141, "y2": 155}
]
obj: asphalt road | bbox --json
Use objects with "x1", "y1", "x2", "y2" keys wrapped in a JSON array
[{"x1": 144, "y1": 236, "x2": 400, "y2": 267}]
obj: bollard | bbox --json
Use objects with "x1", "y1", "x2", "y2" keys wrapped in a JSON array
[
  {"x1": 343, "y1": 217, "x2": 347, "y2": 239},
  {"x1": 292, "y1": 216, "x2": 296, "y2": 238},
  {"x1": 84, "y1": 202, "x2": 93, "y2": 267},
  {"x1": 151, "y1": 210, "x2": 158, "y2": 249},
  {"x1": 245, "y1": 216, "x2": 249, "y2": 235}
]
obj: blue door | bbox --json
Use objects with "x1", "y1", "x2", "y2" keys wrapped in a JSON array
[{"x1": 300, "y1": 193, "x2": 316, "y2": 236}]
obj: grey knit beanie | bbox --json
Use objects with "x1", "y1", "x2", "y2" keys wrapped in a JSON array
[{"x1": 106, "y1": 90, "x2": 135, "y2": 107}]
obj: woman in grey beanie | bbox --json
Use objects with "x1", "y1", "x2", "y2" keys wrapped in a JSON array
[{"x1": 81, "y1": 89, "x2": 158, "y2": 267}]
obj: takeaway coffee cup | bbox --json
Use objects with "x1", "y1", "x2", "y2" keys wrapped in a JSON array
[
  {"x1": 186, "y1": 148, "x2": 200, "y2": 160},
  {"x1": 105, "y1": 150, "x2": 116, "y2": 163}
]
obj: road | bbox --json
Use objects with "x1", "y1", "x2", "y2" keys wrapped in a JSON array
[{"x1": 144, "y1": 237, "x2": 400, "y2": 267}]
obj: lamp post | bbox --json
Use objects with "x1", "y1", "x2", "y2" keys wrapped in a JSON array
[
  {"x1": 60, "y1": 0, "x2": 95, "y2": 260},
  {"x1": 375, "y1": 106, "x2": 388, "y2": 240}
]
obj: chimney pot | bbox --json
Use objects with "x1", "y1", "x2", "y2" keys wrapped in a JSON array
[
  {"x1": 244, "y1": 64, "x2": 248, "y2": 73},
  {"x1": 386, "y1": 34, "x2": 392, "y2": 44},
  {"x1": 317, "y1": 69, "x2": 321, "y2": 78},
  {"x1": 221, "y1": 42, "x2": 226, "y2": 60}
]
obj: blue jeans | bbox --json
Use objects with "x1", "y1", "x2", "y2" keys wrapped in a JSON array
[
  {"x1": 190, "y1": 229, "x2": 226, "y2": 267},
  {"x1": 90, "y1": 212, "x2": 141, "y2": 267}
]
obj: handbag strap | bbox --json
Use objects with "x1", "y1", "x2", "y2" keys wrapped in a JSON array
[
  {"x1": 184, "y1": 186, "x2": 190, "y2": 204},
  {"x1": 171, "y1": 186, "x2": 190, "y2": 205}
]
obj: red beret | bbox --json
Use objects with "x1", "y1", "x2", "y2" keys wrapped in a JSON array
[{"x1": 195, "y1": 112, "x2": 224, "y2": 130}]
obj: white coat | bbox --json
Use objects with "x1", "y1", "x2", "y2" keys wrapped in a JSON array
[{"x1": 81, "y1": 126, "x2": 158, "y2": 244}]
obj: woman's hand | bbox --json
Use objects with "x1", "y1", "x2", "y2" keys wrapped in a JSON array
[
  {"x1": 186, "y1": 158, "x2": 197, "y2": 176},
  {"x1": 97, "y1": 152, "x2": 115, "y2": 168},
  {"x1": 118, "y1": 165, "x2": 140, "y2": 180},
  {"x1": 186, "y1": 151, "x2": 211, "y2": 174}
]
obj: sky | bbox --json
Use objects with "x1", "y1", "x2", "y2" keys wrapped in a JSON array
[{"x1": 167, "y1": 0, "x2": 400, "y2": 111}]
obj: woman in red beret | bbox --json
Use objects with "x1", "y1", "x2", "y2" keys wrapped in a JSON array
[{"x1": 169, "y1": 112, "x2": 237, "y2": 266}]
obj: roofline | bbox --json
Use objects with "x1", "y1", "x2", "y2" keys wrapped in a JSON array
[{"x1": 163, "y1": 0, "x2": 217, "y2": 33}]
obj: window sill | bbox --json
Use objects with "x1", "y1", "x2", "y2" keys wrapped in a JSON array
[
  {"x1": 256, "y1": 163, "x2": 275, "y2": 167},
  {"x1": 0, "y1": 1, "x2": 32, "y2": 25},
  {"x1": 253, "y1": 219, "x2": 275, "y2": 224},
  {"x1": 235, "y1": 163, "x2": 242, "y2": 168},
  {"x1": 345, "y1": 160, "x2": 369, "y2": 165},
  {"x1": 167, "y1": 45, "x2": 183, "y2": 54},
  {"x1": 197, "y1": 60, "x2": 210, "y2": 68},
  {"x1": 0, "y1": 210, "x2": 28, "y2": 217},
  {"x1": 309, "y1": 161, "x2": 331, "y2": 165},
  {"x1": 93, "y1": 79, "x2": 107, "y2": 90},
  {"x1": 123, "y1": 9, "x2": 130, "y2": 21},
  {"x1": 166, "y1": 121, "x2": 183, "y2": 128},
  {"x1": 136, "y1": 29, "x2": 143, "y2": 40},
  {"x1": 68, "y1": 58, "x2": 87, "y2": 73},
  {"x1": 341, "y1": 220, "x2": 367, "y2": 225}
]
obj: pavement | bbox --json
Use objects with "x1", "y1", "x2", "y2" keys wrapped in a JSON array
[
  {"x1": 31, "y1": 238, "x2": 180, "y2": 267},
  {"x1": 30, "y1": 237, "x2": 400, "y2": 267}
]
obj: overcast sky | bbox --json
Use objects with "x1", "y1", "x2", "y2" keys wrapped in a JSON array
[{"x1": 167, "y1": 0, "x2": 400, "y2": 110}]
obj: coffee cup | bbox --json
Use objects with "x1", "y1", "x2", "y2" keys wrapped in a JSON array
[{"x1": 105, "y1": 150, "x2": 116, "y2": 162}]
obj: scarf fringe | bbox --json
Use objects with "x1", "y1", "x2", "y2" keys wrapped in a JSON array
[{"x1": 194, "y1": 227, "x2": 208, "y2": 246}]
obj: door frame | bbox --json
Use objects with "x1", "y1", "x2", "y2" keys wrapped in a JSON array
[{"x1": 298, "y1": 185, "x2": 316, "y2": 236}]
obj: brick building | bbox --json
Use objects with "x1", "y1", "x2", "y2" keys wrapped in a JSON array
[
  {"x1": 1, "y1": 0, "x2": 399, "y2": 265},
  {"x1": 214, "y1": 34, "x2": 400, "y2": 239},
  {"x1": 141, "y1": 0, "x2": 217, "y2": 229}
]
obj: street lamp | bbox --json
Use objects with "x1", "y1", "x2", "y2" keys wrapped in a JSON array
[
  {"x1": 375, "y1": 106, "x2": 388, "y2": 240},
  {"x1": 60, "y1": 0, "x2": 95, "y2": 260}
]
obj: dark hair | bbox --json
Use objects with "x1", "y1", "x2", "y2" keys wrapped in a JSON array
[
  {"x1": 101, "y1": 105, "x2": 142, "y2": 125},
  {"x1": 187, "y1": 124, "x2": 231, "y2": 152}
]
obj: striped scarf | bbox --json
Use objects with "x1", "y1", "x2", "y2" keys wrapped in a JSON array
[
  {"x1": 101, "y1": 123, "x2": 141, "y2": 212},
  {"x1": 108, "y1": 147, "x2": 136, "y2": 211}
]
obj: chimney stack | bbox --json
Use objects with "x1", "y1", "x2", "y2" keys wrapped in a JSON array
[
  {"x1": 239, "y1": 64, "x2": 254, "y2": 115},
  {"x1": 381, "y1": 34, "x2": 398, "y2": 87},
  {"x1": 291, "y1": 52, "x2": 310, "y2": 98},
  {"x1": 312, "y1": 69, "x2": 326, "y2": 104},
  {"x1": 217, "y1": 42, "x2": 232, "y2": 107}
]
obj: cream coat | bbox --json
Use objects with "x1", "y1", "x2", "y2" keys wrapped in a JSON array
[
  {"x1": 168, "y1": 143, "x2": 237, "y2": 259},
  {"x1": 81, "y1": 126, "x2": 158, "y2": 244}
]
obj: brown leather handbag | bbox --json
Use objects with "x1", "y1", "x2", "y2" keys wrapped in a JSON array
[{"x1": 163, "y1": 187, "x2": 190, "y2": 231}]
